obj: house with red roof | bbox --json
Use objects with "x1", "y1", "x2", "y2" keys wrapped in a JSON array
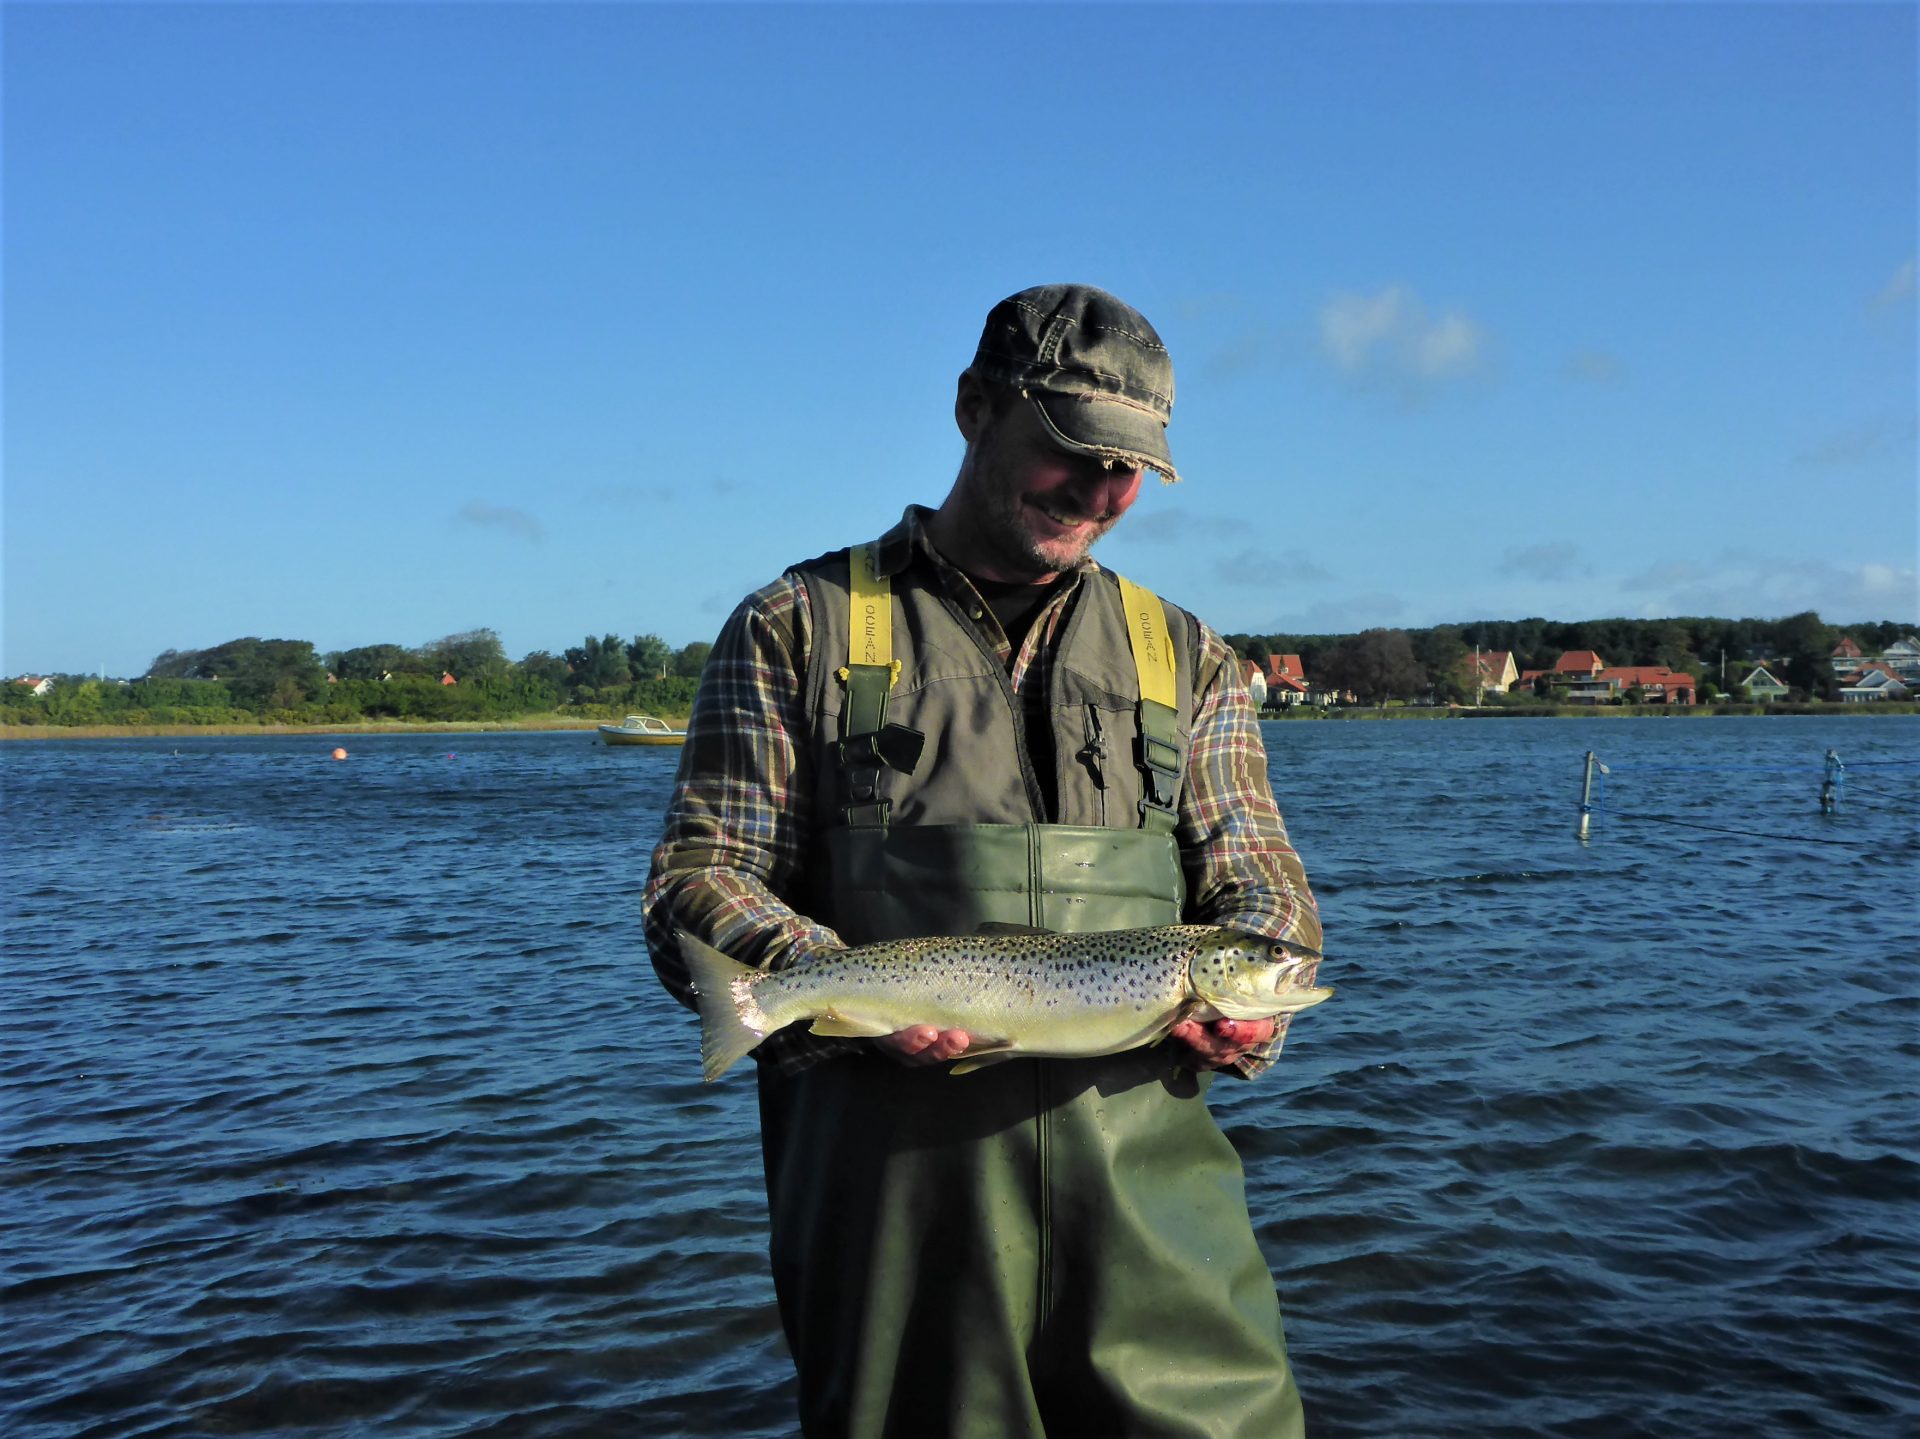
[
  {"x1": 1829, "y1": 637, "x2": 1864, "y2": 676},
  {"x1": 1553, "y1": 650, "x2": 1606, "y2": 678},
  {"x1": 1567, "y1": 665, "x2": 1698, "y2": 705},
  {"x1": 1260, "y1": 653, "x2": 1320, "y2": 707},
  {"x1": 1457, "y1": 650, "x2": 1518, "y2": 696},
  {"x1": 1269, "y1": 672, "x2": 1312, "y2": 706},
  {"x1": 12, "y1": 676, "x2": 53, "y2": 697}
]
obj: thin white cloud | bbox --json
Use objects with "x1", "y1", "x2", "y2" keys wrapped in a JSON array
[
  {"x1": 1261, "y1": 592, "x2": 1409, "y2": 635},
  {"x1": 1869, "y1": 258, "x2": 1915, "y2": 313},
  {"x1": 1500, "y1": 543, "x2": 1592, "y2": 581},
  {"x1": 1318, "y1": 285, "x2": 1486, "y2": 391},
  {"x1": 1561, "y1": 349, "x2": 1626, "y2": 385},
  {"x1": 1117, "y1": 511, "x2": 1257, "y2": 549},
  {"x1": 455, "y1": 501, "x2": 545, "y2": 544},
  {"x1": 1221, "y1": 549, "x2": 1335, "y2": 588},
  {"x1": 1621, "y1": 549, "x2": 1918, "y2": 622},
  {"x1": 1794, "y1": 415, "x2": 1905, "y2": 469}
]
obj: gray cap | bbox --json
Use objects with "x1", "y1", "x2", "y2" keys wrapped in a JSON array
[{"x1": 970, "y1": 284, "x2": 1180, "y2": 483}]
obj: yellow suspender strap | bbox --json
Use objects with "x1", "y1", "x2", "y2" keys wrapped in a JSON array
[
  {"x1": 848, "y1": 542, "x2": 892, "y2": 674},
  {"x1": 1117, "y1": 574, "x2": 1176, "y2": 711},
  {"x1": 1116, "y1": 573, "x2": 1183, "y2": 833},
  {"x1": 842, "y1": 542, "x2": 898, "y2": 738}
]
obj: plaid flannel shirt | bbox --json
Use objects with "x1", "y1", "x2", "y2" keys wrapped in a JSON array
[{"x1": 643, "y1": 506, "x2": 1321, "y2": 1079}]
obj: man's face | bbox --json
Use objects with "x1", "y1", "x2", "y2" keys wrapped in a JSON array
[{"x1": 957, "y1": 395, "x2": 1146, "y2": 581}]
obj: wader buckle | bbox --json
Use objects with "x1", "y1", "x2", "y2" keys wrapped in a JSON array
[
  {"x1": 836, "y1": 724, "x2": 925, "y2": 778},
  {"x1": 1136, "y1": 732, "x2": 1181, "y2": 823}
]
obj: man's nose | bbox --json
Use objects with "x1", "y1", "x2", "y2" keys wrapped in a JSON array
[{"x1": 1068, "y1": 464, "x2": 1136, "y2": 512}]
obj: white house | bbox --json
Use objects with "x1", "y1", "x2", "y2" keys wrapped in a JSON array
[
  {"x1": 1739, "y1": 665, "x2": 1789, "y2": 703},
  {"x1": 1838, "y1": 666, "x2": 1912, "y2": 703}
]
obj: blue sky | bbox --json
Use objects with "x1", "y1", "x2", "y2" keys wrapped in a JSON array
[{"x1": 5, "y1": 2, "x2": 1914, "y2": 677}]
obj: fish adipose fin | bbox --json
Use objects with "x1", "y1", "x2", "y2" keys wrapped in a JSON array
[
  {"x1": 947, "y1": 1038, "x2": 1019, "y2": 1075},
  {"x1": 678, "y1": 930, "x2": 767, "y2": 1083},
  {"x1": 974, "y1": 922, "x2": 1054, "y2": 936},
  {"x1": 807, "y1": 1011, "x2": 897, "y2": 1039}
]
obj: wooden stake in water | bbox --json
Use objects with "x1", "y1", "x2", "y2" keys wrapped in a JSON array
[
  {"x1": 1577, "y1": 750, "x2": 1601, "y2": 841},
  {"x1": 1821, "y1": 749, "x2": 1842, "y2": 814}
]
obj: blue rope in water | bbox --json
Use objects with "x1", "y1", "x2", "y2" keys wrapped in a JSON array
[
  {"x1": 1601, "y1": 762, "x2": 1828, "y2": 774},
  {"x1": 1579, "y1": 745, "x2": 1916, "y2": 851},
  {"x1": 1600, "y1": 809, "x2": 1897, "y2": 850}
]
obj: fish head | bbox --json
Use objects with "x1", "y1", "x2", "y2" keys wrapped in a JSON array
[{"x1": 1188, "y1": 931, "x2": 1332, "y2": 1022}]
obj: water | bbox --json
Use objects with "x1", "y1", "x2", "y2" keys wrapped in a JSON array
[{"x1": 4, "y1": 719, "x2": 1916, "y2": 1438}]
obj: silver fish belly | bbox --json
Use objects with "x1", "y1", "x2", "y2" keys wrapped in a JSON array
[{"x1": 677, "y1": 924, "x2": 1330, "y2": 1082}]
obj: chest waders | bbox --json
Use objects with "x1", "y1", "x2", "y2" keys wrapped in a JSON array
[{"x1": 757, "y1": 533, "x2": 1304, "y2": 1439}]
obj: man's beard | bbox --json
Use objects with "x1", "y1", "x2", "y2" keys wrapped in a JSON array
[{"x1": 968, "y1": 454, "x2": 1120, "y2": 579}]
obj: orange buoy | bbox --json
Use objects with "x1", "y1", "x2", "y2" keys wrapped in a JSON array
[{"x1": 331, "y1": 747, "x2": 348, "y2": 761}]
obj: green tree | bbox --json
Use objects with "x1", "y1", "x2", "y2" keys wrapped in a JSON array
[
  {"x1": 331, "y1": 643, "x2": 415, "y2": 681},
  {"x1": 1320, "y1": 629, "x2": 1425, "y2": 704},
  {"x1": 1774, "y1": 611, "x2": 1837, "y2": 699},
  {"x1": 1411, "y1": 626, "x2": 1468, "y2": 700},
  {"x1": 420, "y1": 628, "x2": 508, "y2": 682},
  {"x1": 627, "y1": 633, "x2": 672, "y2": 680},
  {"x1": 179, "y1": 637, "x2": 325, "y2": 711},
  {"x1": 672, "y1": 641, "x2": 713, "y2": 678},
  {"x1": 518, "y1": 650, "x2": 571, "y2": 687},
  {"x1": 566, "y1": 635, "x2": 631, "y2": 689}
]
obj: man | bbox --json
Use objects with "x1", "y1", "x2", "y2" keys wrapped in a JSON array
[{"x1": 644, "y1": 284, "x2": 1322, "y2": 1438}]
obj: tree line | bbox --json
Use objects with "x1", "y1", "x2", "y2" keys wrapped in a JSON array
[
  {"x1": 4, "y1": 628, "x2": 714, "y2": 727},
  {"x1": 1225, "y1": 611, "x2": 1912, "y2": 705},
  {"x1": 6, "y1": 611, "x2": 1913, "y2": 726}
]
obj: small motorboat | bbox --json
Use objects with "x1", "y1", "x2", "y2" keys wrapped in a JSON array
[{"x1": 597, "y1": 715, "x2": 687, "y2": 746}]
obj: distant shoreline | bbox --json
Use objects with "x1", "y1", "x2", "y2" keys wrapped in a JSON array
[
  {"x1": 4, "y1": 704, "x2": 1912, "y2": 740},
  {"x1": 0, "y1": 717, "x2": 628, "y2": 741}
]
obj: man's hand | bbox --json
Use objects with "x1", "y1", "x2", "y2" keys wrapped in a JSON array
[
  {"x1": 877, "y1": 1025, "x2": 972, "y2": 1066},
  {"x1": 1170, "y1": 1016, "x2": 1276, "y2": 1070}
]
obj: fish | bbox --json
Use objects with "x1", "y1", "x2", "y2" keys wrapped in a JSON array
[{"x1": 677, "y1": 923, "x2": 1332, "y2": 1082}]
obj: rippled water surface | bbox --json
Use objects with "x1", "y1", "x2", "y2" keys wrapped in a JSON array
[{"x1": 5, "y1": 719, "x2": 1917, "y2": 1437}]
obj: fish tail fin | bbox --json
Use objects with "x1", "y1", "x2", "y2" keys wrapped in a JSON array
[{"x1": 678, "y1": 930, "x2": 766, "y2": 1082}]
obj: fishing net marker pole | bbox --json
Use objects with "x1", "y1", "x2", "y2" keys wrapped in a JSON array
[
  {"x1": 1821, "y1": 748, "x2": 1843, "y2": 814},
  {"x1": 1576, "y1": 750, "x2": 1609, "y2": 842},
  {"x1": 1577, "y1": 746, "x2": 1857, "y2": 842}
]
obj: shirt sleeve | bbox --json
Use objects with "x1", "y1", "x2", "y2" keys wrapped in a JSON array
[
  {"x1": 642, "y1": 576, "x2": 857, "y2": 1071},
  {"x1": 1177, "y1": 621, "x2": 1324, "y2": 1079}
]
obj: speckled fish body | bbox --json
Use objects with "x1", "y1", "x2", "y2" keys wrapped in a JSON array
[{"x1": 677, "y1": 924, "x2": 1331, "y2": 1082}]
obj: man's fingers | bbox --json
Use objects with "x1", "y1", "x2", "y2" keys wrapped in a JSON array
[
  {"x1": 1169, "y1": 1015, "x2": 1277, "y2": 1069},
  {"x1": 925, "y1": 1028, "x2": 972, "y2": 1062},
  {"x1": 880, "y1": 1025, "x2": 971, "y2": 1065}
]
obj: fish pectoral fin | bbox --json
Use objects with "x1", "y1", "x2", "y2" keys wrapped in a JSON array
[
  {"x1": 948, "y1": 1039, "x2": 1020, "y2": 1076},
  {"x1": 807, "y1": 1011, "x2": 898, "y2": 1039},
  {"x1": 973, "y1": 921, "x2": 1054, "y2": 936}
]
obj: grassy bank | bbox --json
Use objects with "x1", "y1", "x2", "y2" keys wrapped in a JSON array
[
  {"x1": 9, "y1": 703, "x2": 1911, "y2": 739},
  {"x1": 0, "y1": 714, "x2": 689, "y2": 740}
]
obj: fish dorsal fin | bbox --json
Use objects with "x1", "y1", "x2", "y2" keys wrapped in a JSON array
[{"x1": 974, "y1": 922, "x2": 1053, "y2": 937}]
